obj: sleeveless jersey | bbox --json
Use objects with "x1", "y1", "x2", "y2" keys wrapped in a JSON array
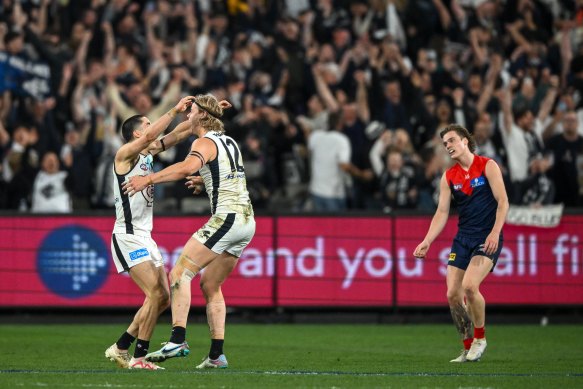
[
  {"x1": 445, "y1": 155, "x2": 498, "y2": 237},
  {"x1": 112, "y1": 153, "x2": 155, "y2": 236},
  {"x1": 199, "y1": 132, "x2": 253, "y2": 215}
]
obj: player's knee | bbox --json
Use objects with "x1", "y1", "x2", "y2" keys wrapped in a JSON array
[
  {"x1": 158, "y1": 287, "x2": 171, "y2": 309},
  {"x1": 169, "y1": 266, "x2": 182, "y2": 286},
  {"x1": 145, "y1": 282, "x2": 168, "y2": 306},
  {"x1": 462, "y1": 280, "x2": 479, "y2": 297},
  {"x1": 170, "y1": 265, "x2": 196, "y2": 290},
  {"x1": 200, "y1": 280, "x2": 220, "y2": 299},
  {"x1": 446, "y1": 289, "x2": 463, "y2": 305}
]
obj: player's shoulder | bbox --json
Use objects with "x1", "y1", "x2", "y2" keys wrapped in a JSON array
[{"x1": 474, "y1": 154, "x2": 491, "y2": 166}]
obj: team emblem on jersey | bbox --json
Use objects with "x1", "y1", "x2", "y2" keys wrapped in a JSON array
[
  {"x1": 470, "y1": 176, "x2": 485, "y2": 188},
  {"x1": 140, "y1": 163, "x2": 149, "y2": 171},
  {"x1": 449, "y1": 253, "x2": 456, "y2": 261},
  {"x1": 453, "y1": 183, "x2": 462, "y2": 191},
  {"x1": 140, "y1": 182, "x2": 154, "y2": 207}
]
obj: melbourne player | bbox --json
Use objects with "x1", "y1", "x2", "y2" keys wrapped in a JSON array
[
  {"x1": 413, "y1": 124, "x2": 509, "y2": 362},
  {"x1": 123, "y1": 94, "x2": 255, "y2": 369},
  {"x1": 105, "y1": 96, "x2": 194, "y2": 370}
]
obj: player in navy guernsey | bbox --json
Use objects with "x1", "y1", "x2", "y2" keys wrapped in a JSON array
[
  {"x1": 124, "y1": 94, "x2": 255, "y2": 369},
  {"x1": 414, "y1": 124, "x2": 509, "y2": 363}
]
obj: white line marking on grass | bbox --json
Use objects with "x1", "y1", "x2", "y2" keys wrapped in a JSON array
[{"x1": 2, "y1": 369, "x2": 582, "y2": 378}]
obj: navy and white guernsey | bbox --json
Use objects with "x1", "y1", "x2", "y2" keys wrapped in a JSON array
[
  {"x1": 113, "y1": 153, "x2": 155, "y2": 236},
  {"x1": 199, "y1": 132, "x2": 253, "y2": 215},
  {"x1": 446, "y1": 155, "x2": 498, "y2": 237}
]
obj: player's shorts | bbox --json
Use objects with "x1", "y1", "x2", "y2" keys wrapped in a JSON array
[
  {"x1": 193, "y1": 213, "x2": 256, "y2": 258},
  {"x1": 448, "y1": 234, "x2": 503, "y2": 271},
  {"x1": 111, "y1": 233, "x2": 164, "y2": 273}
]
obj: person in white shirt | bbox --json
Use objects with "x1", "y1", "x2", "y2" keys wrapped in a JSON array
[{"x1": 31, "y1": 152, "x2": 71, "y2": 213}]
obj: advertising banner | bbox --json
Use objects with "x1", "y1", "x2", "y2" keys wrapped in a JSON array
[
  {"x1": 0, "y1": 216, "x2": 274, "y2": 307},
  {"x1": 0, "y1": 214, "x2": 581, "y2": 308},
  {"x1": 395, "y1": 216, "x2": 583, "y2": 306}
]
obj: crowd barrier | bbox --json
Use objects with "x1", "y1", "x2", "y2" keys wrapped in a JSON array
[{"x1": 0, "y1": 213, "x2": 581, "y2": 308}]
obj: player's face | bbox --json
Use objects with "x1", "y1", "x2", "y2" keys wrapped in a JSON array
[
  {"x1": 442, "y1": 131, "x2": 467, "y2": 160},
  {"x1": 563, "y1": 112, "x2": 578, "y2": 135},
  {"x1": 134, "y1": 117, "x2": 151, "y2": 139},
  {"x1": 187, "y1": 103, "x2": 203, "y2": 126}
]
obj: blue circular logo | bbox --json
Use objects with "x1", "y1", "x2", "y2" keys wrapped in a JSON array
[{"x1": 37, "y1": 225, "x2": 109, "y2": 299}]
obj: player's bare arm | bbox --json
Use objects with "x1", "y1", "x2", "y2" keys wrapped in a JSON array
[
  {"x1": 115, "y1": 96, "x2": 194, "y2": 171},
  {"x1": 413, "y1": 173, "x2": 451, "y2": 259},
  {"x1": 483, "y1": 160, "x2": 509, "y2": 255},
  {"x1": 146, "y1": 120, "x2": 194, "y2": 156},
  {"x1": 123, "y1": 137, "x2": 216, "y2": 196}
]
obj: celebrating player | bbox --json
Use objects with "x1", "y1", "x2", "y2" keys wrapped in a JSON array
[
  {"x1": 105, "y1": 96, "x2": 195, "y2": 370},
  {"x1": 123, "y1": 94, "x2": 255, "y2": 369}
]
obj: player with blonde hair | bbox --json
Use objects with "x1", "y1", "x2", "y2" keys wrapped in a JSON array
[{"x1": 124, "y1": 94, "x2": 255, "y2": 369}]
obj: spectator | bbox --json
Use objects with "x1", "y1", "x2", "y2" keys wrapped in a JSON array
[
  {"x1": 379, "y1": 146, "x2": 419, "y2": 211},
  {"x1": 546, "y1": 111, "x2": 583, "y2": 206},
  {"x1": 1, "y1": 0, "x2": 582, "y2": 212},
  {"x1": 31, "y1": 151, "x2": 72, "y2": 213},
  {"x1": 2, "y1": 125, "x2": 38, "y2": 210},
  {"x1": 305, "y1": 111, "x2": 351, "y2": 212}
]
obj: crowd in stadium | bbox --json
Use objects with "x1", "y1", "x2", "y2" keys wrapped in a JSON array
[{"x1": 1, "y1": 0, "x2": 582, "y2": 213}]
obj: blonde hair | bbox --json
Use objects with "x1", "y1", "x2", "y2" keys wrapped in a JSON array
[{"x1": 193, "y1": 94, "x2": 226, "y2": 134}]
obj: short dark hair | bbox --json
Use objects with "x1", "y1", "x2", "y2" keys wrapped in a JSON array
[
  {"x1": 4, "y1": 31, "x2": 22, "y2": 46},
  {"x1": 328, "y1": 110, "x2": 342, "y2": 131},
  {"x1": 512, "y1": 102, "x2": 531, "y2": 121},
  {"x1": 439, "y1": 123, "x2": 476, "y2": 153},
  {"x1": 121, "y1": 115, "x2": 144, "y2": 142}
]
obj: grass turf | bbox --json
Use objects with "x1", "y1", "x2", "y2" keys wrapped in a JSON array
[{"x1": 0, "y1": 323, "x2": 581, "y2": 388}]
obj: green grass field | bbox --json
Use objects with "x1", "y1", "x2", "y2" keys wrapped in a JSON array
[{"x1": 0, "y1": 323, "x2": 582, "y2": 388}]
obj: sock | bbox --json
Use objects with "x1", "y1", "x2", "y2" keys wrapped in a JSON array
[
  {"x1": 209, "y1": 339, "x2": 224, "y2": 360},
  {"x1": 474, "y1": 326, "x2": 485, "y2": 339},
  {"x1": 463, "y1": 338, "x2": 473, "y2": 350},
  {"x1": 116, "y1": 331, "x2": 136, "y2": 351},
  {"x1": 169, "y1": 326, "x2": 186, "y2": 344},
  {"x1": 134, "y1": 339, "x2": 150, "y2": 359}
]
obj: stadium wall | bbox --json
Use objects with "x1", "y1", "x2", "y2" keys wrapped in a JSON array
[{"x1": 1, "y1": 213, "x2": 582, "y2": 308}]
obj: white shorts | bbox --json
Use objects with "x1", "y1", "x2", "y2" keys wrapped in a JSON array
[
  {"x1": 111, "y1": 233, "x2": 164, "y2": 273},
  {"x1": 193, "y1": 213, "x2": 256, "y2": 257}
]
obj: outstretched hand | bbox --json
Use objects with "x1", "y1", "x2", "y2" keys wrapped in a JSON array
[
  {"x1": 175, "y1": 96, "x2": 196, "y2": 113},
  {"x1": 185, "y1": 175, "x2": 205, "y2": 195},
  {"x1": 122, "y1": 175, "x2": 151, "y2": 196}
]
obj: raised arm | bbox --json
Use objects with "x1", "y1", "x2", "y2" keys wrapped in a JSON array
[
  {"x1": 496, "y1": 83, "x2": 514, "y2": 135},
  {"x1": 476, "y1": 54, "x2": 502, "y2": 115},
  {"x1": 115, "y1": 96, "x2": 194, "y2": 162},
  {"x1": 537, "y1": 76, "x2": 559, "y2": 125},
  {"x1": 312, "y1": 64, "x2": 340, "y2": 113},
  {"x1": 123, "y1": 136, "x2": 217, "y2": 196},
  {"x1": 145, "y1": 119, "x2": 194, "y2": 156},
  {"x1": 354, "y1": 70, "x2": 370, "y2": 123}
]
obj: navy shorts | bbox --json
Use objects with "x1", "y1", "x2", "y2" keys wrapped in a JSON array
[{"x1": 448, "y1": 234, "x2": 503, "y2": 271}]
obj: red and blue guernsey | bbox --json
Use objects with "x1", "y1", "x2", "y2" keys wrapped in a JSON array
[{"x1": 445, "y1": 155, "x2": 498, "y2": 237}]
